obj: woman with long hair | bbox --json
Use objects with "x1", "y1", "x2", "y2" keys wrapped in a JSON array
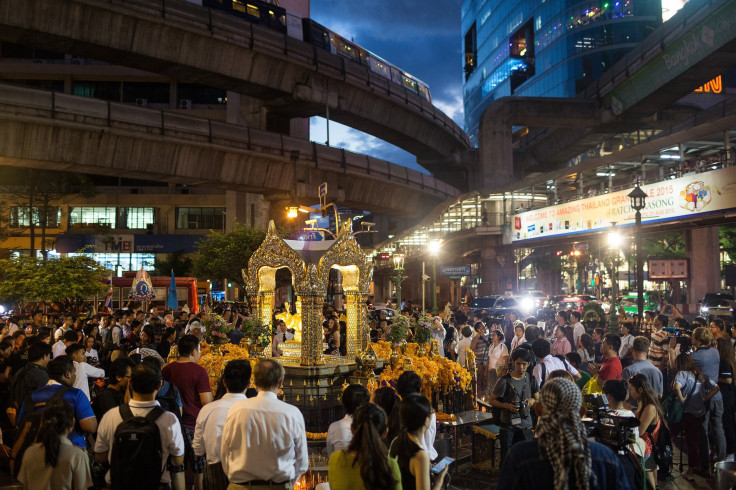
[
  {"x1": 323, "y1": 317, "x2": 340, "y2": 356},
  {"x1": 628, "y1": 373, "x2": 667, "y2": 487},
  {"x1": 328, "y1": 404, "x2": 401, "y2": 490},
  {"x1": 17, "y1": 400, "x2": 92, "y2": 489},
  {"x1": 390, "y1": 394, "x2": 447, "y2": 490},
  {"x1": 372, "y1": 387, "x2": 400, "y2": 444},
  {"x1": 577, "y1": 333, "x2": 595, "y2": 371},
  {"x1": 717, "y1": 337, "x2": 736, "y2": 459},
  {"x1": 671, "y1": 353, "x2": 718, "y2": 480}
]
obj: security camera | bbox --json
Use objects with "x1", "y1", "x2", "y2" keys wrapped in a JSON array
[{"x1": 422, "y1": 274, "x2": 430, "y2": 281}]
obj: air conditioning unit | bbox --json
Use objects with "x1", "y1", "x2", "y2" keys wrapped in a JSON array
[
  {"x1": 135, "y1": 98, "x2": 148, "y2": 107},
  {"x1": 179, "y1": 99, "x2": 192, "y2": 110},
  {"x1": 71, "y1": 57, "x2": 85, "y2": 65}
]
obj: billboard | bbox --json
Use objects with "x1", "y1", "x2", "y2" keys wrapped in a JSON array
[{"x1": 512, "y1": 166, "x2": 736, "y2": 242}]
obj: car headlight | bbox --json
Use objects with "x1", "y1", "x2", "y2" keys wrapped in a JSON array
[
  {"x1": 702, "y1": 307, "x2": 709, "y2": 312},
  {"x1": 521, "y1": 298, "x2": 533, "y2": 311}
]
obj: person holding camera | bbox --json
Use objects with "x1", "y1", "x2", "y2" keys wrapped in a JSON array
[
  {"x1": 499, "y1": 378, "x2": 631, "y2": 490},
  {"x1": 490, "y1": 348, "x2": 539, "y2": 465}
]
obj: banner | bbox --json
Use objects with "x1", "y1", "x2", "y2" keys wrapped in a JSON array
[
  {"x1": 128, "y1": 266, "x2": 156, "y2": 301},
  {"x1": 512, "y1": 166, "x2": 736, "y2": 242}
]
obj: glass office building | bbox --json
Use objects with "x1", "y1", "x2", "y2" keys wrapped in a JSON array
[{"x1": 462, "y1": 0, "x2": 663, "y2": 146}]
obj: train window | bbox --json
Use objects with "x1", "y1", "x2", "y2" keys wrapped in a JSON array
[
  {"x1": 246, "y1": 3, "x2": 259, "y2": 17},
  {"x1": 402, "y1": 76, "x2": 417, "y2": 91},
  {"x1": 336, "y1": 39, "x2": 359, "y2": 62}
]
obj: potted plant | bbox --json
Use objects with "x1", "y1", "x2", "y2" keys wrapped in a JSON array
[
  {"x1": 413, "y1": 316, "x2": 433, "y2": 356},
  {"x1": 242, "y1": 317, "x2": 272, "y2": 357},
  {"x1": 201, "y1": 313, "x2": 232, "y2": 352}
]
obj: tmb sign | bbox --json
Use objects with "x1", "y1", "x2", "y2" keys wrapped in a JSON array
[{"x1": 439, "y1": 265, "x2": 471, "y2": 276}]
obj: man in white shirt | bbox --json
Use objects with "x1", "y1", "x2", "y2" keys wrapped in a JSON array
[
  {"x1": 53, "y1": 330, "x2": 77, "y2": 358},
  {"x1": 325, "y1": 383, "x2": 370, "y2": 457},
  {"x1": 570, "y1": 311, "x2": 585, "y2": 347},
  {"x1": 531, "y1": 338, "x2": 580, "y2": 387},
  {"x1": 431, "y1": 316, "x2": 446, "y2": 357},
  {"x1": 66, "y1": 343, "x2": 105, "y2": 402},
  {"x1": 193, "y1": 360, "x2": 252, "y2": 490},
  {"x1": 221, "y1": 360, "x2": 308, "y2": 488},
  {"x1": 95, "y1": 363, "x2": 185, "y2": 488}
]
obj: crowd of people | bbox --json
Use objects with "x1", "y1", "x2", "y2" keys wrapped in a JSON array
[{"x1": 1, "y1": 300, "x2": 733, "y2": 489}]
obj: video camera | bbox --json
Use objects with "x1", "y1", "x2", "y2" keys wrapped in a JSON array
[
  {"x1": 582, "y1": 394, "x2": 640, "y2": 452},
  {"x1": 666, "y1": 327, "x2": 692, "y2": 353}
]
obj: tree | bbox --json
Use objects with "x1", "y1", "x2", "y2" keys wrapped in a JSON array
[
  {"x1": 642, "y1": 231, "x2": 686, "y2": 259},
  {"x1": 192, "y1": 223, "x2": 267, "y2": 286},
  {"x1": 0, "y1": 168, "x2": 95, "y2": 260},
  {"x1": 0, "y1": 255, "x2": 108, "y2": 314},
  {"x1": 152, "y1": 250, "x2": 193, "y2": 277},
  {"x1": 720, "y1": 224, "x2": 736, "y2": 265}
]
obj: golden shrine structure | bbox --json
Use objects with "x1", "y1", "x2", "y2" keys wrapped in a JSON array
[{"x1": 243, "y1": 219, "x2": 372, "y2": 366}]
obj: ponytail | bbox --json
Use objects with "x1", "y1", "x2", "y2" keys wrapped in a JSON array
[
  {"x1": 348, "y1": 404, "x2": 396, "y2": 490},
  {"x1": 39, "y1": 400, "x2": 74, "y2": 467}
]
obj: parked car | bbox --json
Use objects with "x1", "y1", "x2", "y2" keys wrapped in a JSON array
[
  {"x1": 490, "y1": 296, "x2": 526, "y2": 319},
  {"x1": 555, "y1": 297, "x2": 589, "y2": 314},
  {"x1": 701, "y1": 293, "x2": 736, "y2": 320},
  {"x1": 618, "y1": 292, "x2": 659, "y2": 315},
  {"x1": 470, "y1": 295, "x2": 501, "y2": 310}
]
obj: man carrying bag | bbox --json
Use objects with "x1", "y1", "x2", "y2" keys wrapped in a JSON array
[{"x1": 489, "y1": 348, "x2": 539, "y2": 465}]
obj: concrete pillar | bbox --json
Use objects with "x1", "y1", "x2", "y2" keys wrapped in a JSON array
[
  {"x1": 478, "y1": 238, "x2": 516, "y2": 296},
  {"x1": 226, "y1": 91, "x2": 241, "y2": 124},
  {"x1": 478, "y1": 110, "x2": 513, "y2": 188},
  {"x1": 225, "y1": 191, "x2": 270, "y2": 231},
  {"x1": 686, "y1": 227, "x2": 721, "y2": 304}
]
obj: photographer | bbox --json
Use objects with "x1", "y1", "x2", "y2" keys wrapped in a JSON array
[
  {"x1": 600, "y1": 380, "x2": 645, "y2": 490},
  {"x1": 499, "y1": 378, "x2": 631, "y2": 490},
  {"x1": 489, "y1": 348, "x2": 539, "y2": 464}
]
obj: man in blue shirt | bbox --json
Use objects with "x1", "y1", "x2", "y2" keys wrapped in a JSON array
[
  {"x1": 690, "y1": 326, "x2": 726, "y2": 469},
  {"x1": 17, "y1": 355, "x2": 97, "y2": 447},
  {"x1": 499, "y1": 378, "x2": 630, "y2": 490},
  {"x1": 621, "y1": 336, "x2": 663, "y2": 397}
]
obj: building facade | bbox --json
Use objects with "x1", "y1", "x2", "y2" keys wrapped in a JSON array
[{"x1": 462, "y1": 0, "x2": 663, "y2": 145}]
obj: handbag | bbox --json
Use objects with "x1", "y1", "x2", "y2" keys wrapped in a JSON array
[{"x1": 664, "y1": 373, "x2": 696, "y2": 424}]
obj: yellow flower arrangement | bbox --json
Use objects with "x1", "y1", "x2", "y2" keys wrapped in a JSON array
[
  {"x1": 375, "y1": 350, "x2": 473, "y2": 397},
  {"x1": 306, "y1": 432, "x2": 327, "y2": 440},
  {"x1": 195, "y1": 342, "x2": 257, "y2": 393}
]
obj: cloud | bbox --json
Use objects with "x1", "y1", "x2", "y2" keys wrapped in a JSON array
[
  {"x1": 307, "y1": 1, "x2": 467, "y2": 169},
  {"x1": 309, "y1": 117, "x2": 429, "y2": 174}
]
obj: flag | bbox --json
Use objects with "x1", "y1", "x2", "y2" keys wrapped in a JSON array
[
  {"x1": 167, "y1": 269, "x2": 178, "y2": 311},
  {"x1": 128, "y1": 266, "x2": 156, "y2": 301},
  {"x1": 103, "y1": 274, "x2": 113, "y2": 314}
]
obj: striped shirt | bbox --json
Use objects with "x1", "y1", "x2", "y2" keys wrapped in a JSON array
[{"x1": 648, "y1": 328, "x2": 669, "y2": 367}]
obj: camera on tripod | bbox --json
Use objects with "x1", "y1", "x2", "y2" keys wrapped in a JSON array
[{"x1": 582, "y1": 394, "x2": 639, "y2": 452}]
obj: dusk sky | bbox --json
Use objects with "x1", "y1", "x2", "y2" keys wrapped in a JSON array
[{"x1": 308, "y1": 0, "x2": 465, "y2": 173}]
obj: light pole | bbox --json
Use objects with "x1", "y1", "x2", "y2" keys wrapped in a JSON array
[
  {"x1": 392, "y1": 252, "x2": 406, "y2": 311},
  {"x1": 628, "y1": 185, "x2": 648, "y2": 320},
  {"x1": 607, "y1": 224, "x2": 623, "y2": 333},
  {"x1": 428, "y1": 240, "x2": 441, "y2": 315}
]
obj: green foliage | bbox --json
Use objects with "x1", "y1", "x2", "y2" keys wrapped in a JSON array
[
  {"x1": 642, "y1": 231, "x2": 686, "y2": 259},
  {"x1": 0, "y1": 255, "x2": 108, "y2": 311},
  {"x1": 152, "y1": 250, "x2": 193, "y2": 277},
  {"x1": 192, "y1": 223, "x2": 267, "y2": 285},
  {"x1": 582, "y1": 302, "x2": 605, "y2": 326},
  {"x1": 242, "y1": 317, "x2": 272, "y2": 348},
  {"x1": 412, "y1": 315, "x2": 433, "y2": 344},
  {"x1": 388, "y1": 310, "x2": 409, "y2": 344},
  {"x1": 720, "y1": 224, "x2": 736, "y2": 265}
]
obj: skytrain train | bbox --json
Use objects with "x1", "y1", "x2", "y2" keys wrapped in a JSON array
[{"x1": 202, "y1": 0, "x2": 432, "y2": 102}]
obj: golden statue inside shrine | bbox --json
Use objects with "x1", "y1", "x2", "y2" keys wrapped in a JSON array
[{"x1": 243, "y1": 220, "x2": 372, "y2": 366}]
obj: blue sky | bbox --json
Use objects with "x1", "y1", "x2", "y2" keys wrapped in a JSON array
[{"x1": 309, "y1": 0, "x2": 465, "y2": 173}]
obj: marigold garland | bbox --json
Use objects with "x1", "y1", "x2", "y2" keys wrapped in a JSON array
[{"x1": 306, "y1": 432, "x2": 327, "y2": 440}]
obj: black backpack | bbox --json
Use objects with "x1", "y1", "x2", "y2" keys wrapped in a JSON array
[
  {"x1": 10, "y1": 386, "x2": 70, "y2": 478},
  {"x1": 110, "y1": 404, "x2": 165, "y2": 490}
]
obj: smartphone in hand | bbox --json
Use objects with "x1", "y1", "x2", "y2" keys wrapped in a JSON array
[{"x1": 431, "y1": 457, "x2": 454, "y2": 474}]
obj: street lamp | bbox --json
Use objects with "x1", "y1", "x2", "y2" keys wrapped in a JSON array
[
  {"x1": 628, "y1": 185, "x2": 648, "y2": 320},
  {"x1": 392, "y1": 252, "x2": 406, "y2": 311},
  {"x1": 607, "y1": 224, "x2": 622, "y2": 333},
  {"x1": 428, "y1": 240, "x2": 441, "y2": 315}
]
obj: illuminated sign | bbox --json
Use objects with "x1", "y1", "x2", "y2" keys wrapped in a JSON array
[
  {"x1": 512, "y1": 166, "x2": 736, "y2": 242},
  {"x1": 694, "y1": 75, "x2": 722, "y2": 94}
]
